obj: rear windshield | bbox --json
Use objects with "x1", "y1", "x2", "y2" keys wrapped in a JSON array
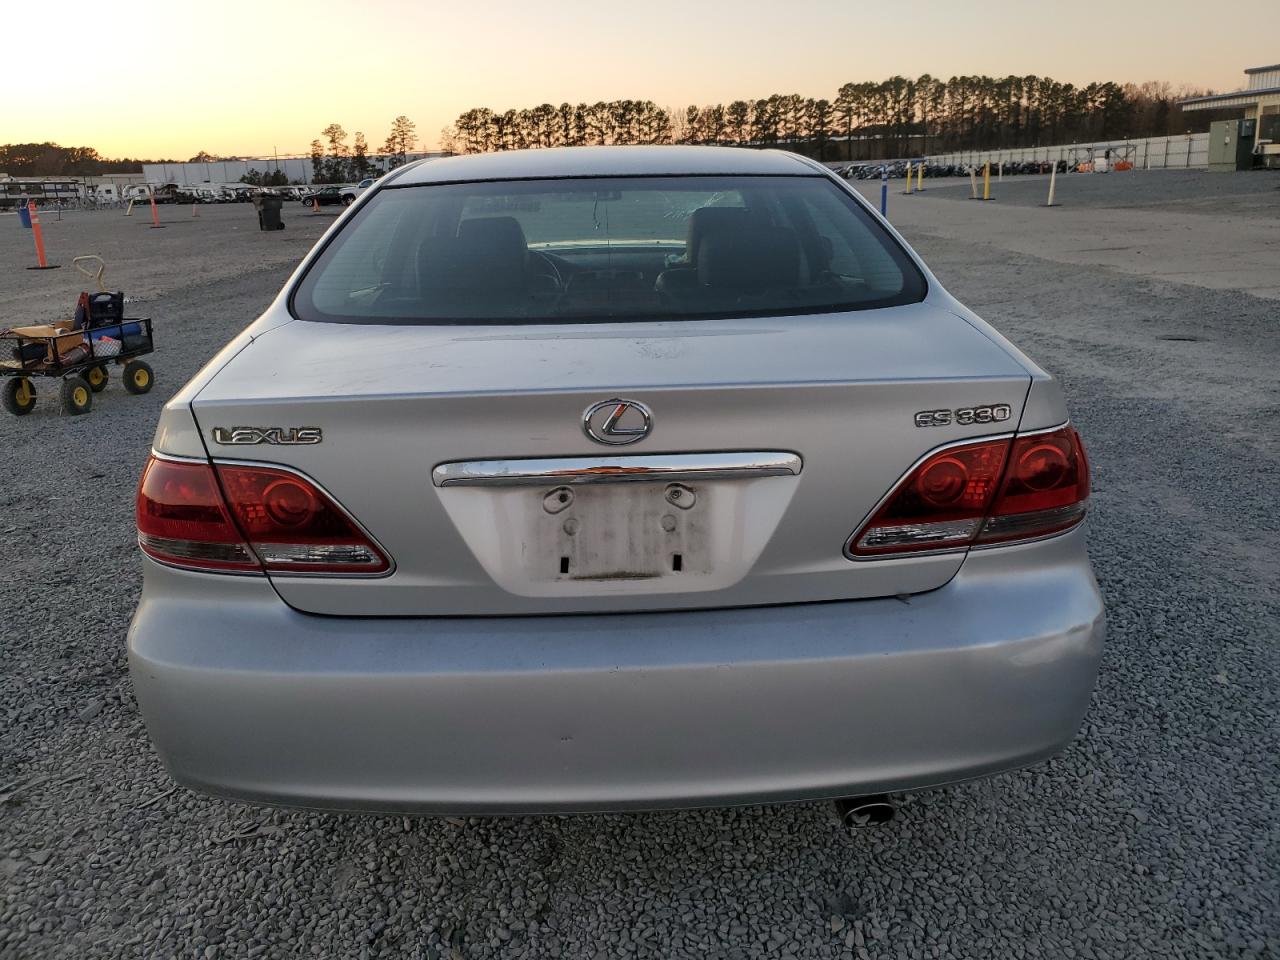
[{"x1": 292, "y1": 175, "x2": 926, "y2": 324}]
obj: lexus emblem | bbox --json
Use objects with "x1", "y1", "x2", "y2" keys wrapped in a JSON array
[
  {"x1": 211, "y1": 426, "x2": 322, "y2": 445},
  {"x1": 583, "y1": 399, "x2": 652, "y2": 445}
]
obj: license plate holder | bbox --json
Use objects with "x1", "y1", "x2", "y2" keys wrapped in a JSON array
[{"x1": 529, "y1": 481, "x2": 708, "y2": 581}]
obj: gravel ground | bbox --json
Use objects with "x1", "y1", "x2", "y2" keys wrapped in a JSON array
[
  {"x1": 0, "y1": 203, "x2": 335, "y2": 325},
  {"x1": 853, "y1": 171, "x2": 1280, "y2": 300},
  {"x1": 914, "y1": 168, "x2": 1280, "y2": 217},
  {"x1": 1, "y1": 191, "x2": 1278, "y2": 959}
]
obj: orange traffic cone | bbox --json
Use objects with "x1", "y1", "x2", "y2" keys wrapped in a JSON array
[{"x1": 26, "y1": 201, "x2": 59, "y2": 270}]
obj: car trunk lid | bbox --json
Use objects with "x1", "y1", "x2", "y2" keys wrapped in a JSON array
[{"x1": 190, "y1": 303, "x2": 1031, "y2": 615}]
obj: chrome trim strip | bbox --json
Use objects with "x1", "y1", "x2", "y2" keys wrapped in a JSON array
[
  {"x1": 139, "y1": 548, "x2": 266, "y2": 578},
  {"x1": 150, "y1": 449, "x2": 209, "y2": 464},
  {"x1": 433, "y1": 451, "x2": 803, "y2": 487},
  {"x1": 1012, "y1": 420, "x2": 1073, "y2": 439}
]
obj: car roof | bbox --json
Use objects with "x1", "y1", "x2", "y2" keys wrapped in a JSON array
[{"x1": 390, "y1": 146, "x2": 820, "y2": 185}]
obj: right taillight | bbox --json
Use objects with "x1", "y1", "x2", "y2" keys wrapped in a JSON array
[
  {"x1": 136, "y1": 455, "x2": 390, "y2": 575},
  {"x1": 974, "y1": 425, "x2": 1090, "y2": 545},
  {"x1": 847, "y1": 424, "x2": 1089, "y2": 558}
]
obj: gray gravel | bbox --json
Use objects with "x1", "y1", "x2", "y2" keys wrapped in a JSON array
[
  {"x1": 1, "y1": 197, "x2": 1278, "y2": 959},
  {"x1": 909, "y1": 168, "x2": 1280, "y2": 218}
]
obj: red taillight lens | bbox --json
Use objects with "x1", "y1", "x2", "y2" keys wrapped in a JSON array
[
  {"x1": 215, "y1": 463, "x2": 389, "y2": 574},
  {"x1": 136, "y1": 455, "x2": 389, "y2": 575},
  {"x1": 847, "y1": 425, "x2": 1090, "y2": 558},
  {"x1": 975, "y1": 426, "x2": 1090, "y2": 545},
  {"x1": 136, "y1": 457, "x2": 259, "y2": 571},
  {"x1": 849, "y1": 438, "x2": 1010, "y2": 556}
]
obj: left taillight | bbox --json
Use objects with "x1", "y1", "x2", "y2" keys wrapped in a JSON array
[
  {"x1": 136, "y1": 455, "x2": 390, "y2": 575},
  {"x1": 136, "y1": 457, "x2": 260, "y2": 571}
]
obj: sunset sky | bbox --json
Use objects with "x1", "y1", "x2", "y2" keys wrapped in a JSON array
[{"x1": 4, "y1": 0, "x2": 1274, "y2": 159}]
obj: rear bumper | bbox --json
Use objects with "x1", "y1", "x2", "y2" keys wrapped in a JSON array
[{"x1": 127, "y1": 528, "x2": 1104, "y2": 814}]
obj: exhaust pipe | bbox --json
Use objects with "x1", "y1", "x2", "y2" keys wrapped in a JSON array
[{"x1": 833, "y1": 794, "x2": 896, "y2": 828}]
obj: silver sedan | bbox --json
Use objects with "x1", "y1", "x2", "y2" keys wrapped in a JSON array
[{"x1": 128, "y1": 146, "x2": 1103, "y2": 818}]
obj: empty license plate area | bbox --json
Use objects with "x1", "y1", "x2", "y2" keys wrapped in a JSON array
[
  {"x1": 535, "y1": 481, "x2": 708, "y2": 581},
  {"x1": 431, "y1": 452, "x2": 802, "y2": 597}
]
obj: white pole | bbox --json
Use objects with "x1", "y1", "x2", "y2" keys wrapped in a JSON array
[{"x1": 1046, "y1": 164, "x2": 1058, "y2": 207}]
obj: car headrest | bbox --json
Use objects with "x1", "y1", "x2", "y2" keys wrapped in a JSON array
[
  {"x1": 685, "y1": 207, "x2": 750, "y2": 264},
  {"x1": 448, "y1": 216, "x2": 529, "y2": 289},
  {"x1": 458, "y1": 215, "x2": 528, "y2": 251},
  {"x1": 697, "y1": 227, "x2": 802, "y2": 291}
]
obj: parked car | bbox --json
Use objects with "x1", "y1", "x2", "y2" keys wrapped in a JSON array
[
  {"x1": 177, "y1": 186, "x2": 222, "y2": 204},
  {"x1": 129, "y1": 146, "x2": 1103, "y2": 819},
  {"x1": 134, "y1": 184, "x2": 181, "y2": 204},
  {"x1": 300, "y1": 185, "x2": 354, "y2": 207}
]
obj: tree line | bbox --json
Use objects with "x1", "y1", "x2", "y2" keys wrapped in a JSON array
[
  {"x1": 307, "y1": 116, "x2": 417, "y2": 183},
  {"x1": 0, "y1": 143, "x2": 161, "y2": 176},
  {"x1": 1, "y1": 114, "x2": 421, "y2": 182},
  {"x1": 441, "y1": 76, "x2": 1225, "y2": 161},
  {"x1": 0, "y1": 76, "x2": 1231, "y2": 179},
  {"x1": 445, "y1": 101, "x2": 672, "y2": 154}
]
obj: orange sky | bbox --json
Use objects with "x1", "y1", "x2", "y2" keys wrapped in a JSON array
[{"x1": 3, "y1": 0, "x2": 1273, "y2": 158}]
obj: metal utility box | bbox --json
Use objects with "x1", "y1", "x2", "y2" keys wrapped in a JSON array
[{"x1": 1208, "y1": 119, "x2": 1256, "y2": 171}]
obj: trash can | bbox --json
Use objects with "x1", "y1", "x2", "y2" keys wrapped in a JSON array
[
  {"x1": 17, "y1": 204, "x2": 32, "y2": 228},
  {"x1": 255, "y1": 195, "x2": 285, "y2": 231}
]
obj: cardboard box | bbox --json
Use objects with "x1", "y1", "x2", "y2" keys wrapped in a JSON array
[{"x1": 8, "y1": 324, "x2": 86, "y2": 362}]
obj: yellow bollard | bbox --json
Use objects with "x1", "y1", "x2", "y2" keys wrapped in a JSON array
[
  {"x1": 902, "y1": 161, "x2": 913, "y2": 195},
  {"x1": 982, "y1": 162, "x2": 991, "y2": 201},
  {"x1": 916, "y1": 161, "x2": 925, "y2": 192},
  {"x1": 124, "y1": 199, "x2": 134, "y2": 217},
  {"x1": 1045, "y1": 164, "x2": 1059, "y2": 207},
  {"x1": 969, "y1": 167, "x2": 979, "y2": 199}
]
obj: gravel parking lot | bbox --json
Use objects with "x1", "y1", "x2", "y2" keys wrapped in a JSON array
[
  {"x1": 2, "y1": 178, "x2": 1277, "y2": 960},
  {"x1": 911, "y1": 168, "x2": 1280, "y2": 216}
]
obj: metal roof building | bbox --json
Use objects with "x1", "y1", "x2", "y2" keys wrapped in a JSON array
[
  {"x1": 141, "y1": 152, "x2": 448, "y2": 186},
  {"x1": 1180, "y1": 63, "x2": 1280, "y2": 122}
]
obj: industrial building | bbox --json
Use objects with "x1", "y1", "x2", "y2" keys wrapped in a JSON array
[
  {"x1": 140, "y1": 152, "x2": 447, "y2": 186},
  {"x1": 1, "y1": 153, "x2": 451, "y2": 207},
  {"x1": 1181, "y1": 63, "x2": 1280, "y2": 125},
  {"x1": 1181, "y1": 63, "x2": 1280, "y2": 170}
]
